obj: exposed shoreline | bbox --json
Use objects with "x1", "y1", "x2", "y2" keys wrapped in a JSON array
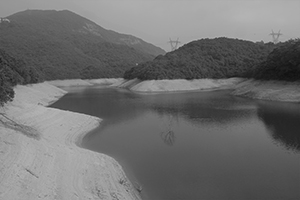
[
  {"x1": 112, "y1": 78, "x2": 243, "y2": 93},
  {"x1": 232, "y1": 79, "x2": 300, "y2": 103},
  {"x1": 0, "y1": 81, "x2": 141, "y2": 200},
  {"x1": 1, "y1": 77, "x2": 299, "y2": 199},
  {"x1": 113, "y1": 78, "x2": 300, "y2": 102}
]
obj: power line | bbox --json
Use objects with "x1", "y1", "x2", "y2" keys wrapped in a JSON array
[
  {"x1": 270, "y1": 30, "x2": 282, "y2": 44},
  {"x1": 168, "y1": 38, "x2": 181, "y2": 51}
]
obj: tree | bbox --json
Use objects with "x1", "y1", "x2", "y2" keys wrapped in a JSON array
[
  {"x1": 0, "y1": 49, "x2": 40, "y2": 106},
  {"x1": 0, "y1": 67, "x2": 15, "y2": 106},
  {"x1": 0, "y1": 78, "x2": 14, "y2": 106},
  {"x1": 253, "y1": 39, "x2": 300, "y2": 81},
  {"x1": 124, "y1": 37, "x2": 275, "y2": 80}
]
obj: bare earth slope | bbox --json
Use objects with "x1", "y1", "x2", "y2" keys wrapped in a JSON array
[
  {"x1": 113, "y1": 78, "x2": 300, "y2": 102},
  {"x1": 113, "y1": 78, "x2": 243, "y2": 92},
  {"x1": 0, "y1": 82, "x2": 140, "y2": 200},
  {"x1": 232, "y1": 79, "x2": 300, "y2": 102}
]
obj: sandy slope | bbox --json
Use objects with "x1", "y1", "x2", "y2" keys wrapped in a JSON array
[
  {"x1": 0, "y1": 82, "x2": 140, "y2": 200},
  {"x1": 113, "y1": 78, "x2": 243, "y2": 92},
  {"x1": 86, "y1": 78, "x2": 123, "y2": 85},
  {"x1": 47, "y1": 79, "x2": 123, "y2": 88},
  {"x1": 112, "y1": 78, "x2": 300, "y2": 102},
  {"x1": 233, "y1": 79, "x2": 300, "y2": 102},
  {"x1": 46, "y1": 79, "x2": 93, "y2": 87}
]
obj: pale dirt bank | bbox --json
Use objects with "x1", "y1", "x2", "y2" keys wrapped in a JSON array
[
  {"x1": 0, "y1": 82, "x2": 141, "y2": 200},
  {"x1": 112, "y1": 78, "x2": 243, "y2": 92},
  {"x1": 233, "y1": 79, "x2": 300, "y2": 102},
  {"x1": 86, "y1": 78, "x2": 123, "y2": 86},
  {"x1": 47, "y1": 79, "x2": 123, "y2": 88},
  {"x1": 46, "y1": 79, "x2": 93, "y2": 87},
  {"x1": 112, "y1": 78, "x2": 300, "y2": 102}
]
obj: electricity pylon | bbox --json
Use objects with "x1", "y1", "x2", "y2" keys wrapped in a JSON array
[
  {"x1": 168, "y1": 38, "x2": 181, "y2": 51},
  {"x1": 270, "y1": 30, "x2": 282, "y2": 44}
]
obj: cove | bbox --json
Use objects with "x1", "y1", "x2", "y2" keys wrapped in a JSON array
[{"x1": 50, "y1": 85, "x2": 300, "y2": 200}]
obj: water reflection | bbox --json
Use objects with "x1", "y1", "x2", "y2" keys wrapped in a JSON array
[
  {"x1": 50, "y1": 87, "x2": 300, "y2": 200},
  {"x1": 160, "y1": 130, "x2": 176, "y2": 146},
  {"x1": 257, "y1": 102, "x2": 300, "y2": 152},
  {"x1": 52, "y1": 87, "x2": 300, "y2": 153},
  {"x1": 51, "y1": 88, "x2": 259, "y2": 145},
  {"x1": 159, "y1": 114, "x2": 178, "y2": 146},
  {"x1": 52, "y1": 88, "x2": 258, "y2": 140},
  {"x1": 142, "y1": 91, "x2": 257, "y2": 147},
  {"x1": 145, "y1": 91, "x2": 257, "y2": 126},
  {"x1": 51, "y1": 87, "x2": 146, "y2": 129}
]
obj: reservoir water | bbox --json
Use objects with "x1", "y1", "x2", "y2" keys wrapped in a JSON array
[{"x1": 50, "y1": 85, "x2": 300, "y2": 200}]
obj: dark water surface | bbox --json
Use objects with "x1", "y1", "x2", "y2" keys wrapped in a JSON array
[{"x1": 50, "y1": 86, "x2": 300, "y2": 200}]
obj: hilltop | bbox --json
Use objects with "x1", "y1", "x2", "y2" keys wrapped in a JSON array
[
  {"x1": 124, "y1": 38, "x2": 275, "y2": 80},
  {"x1": 0, "y1": 10, "x2": 165, "y2": 80}
]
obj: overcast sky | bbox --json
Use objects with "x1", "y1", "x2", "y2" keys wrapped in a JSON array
[{"x1": 1, "y1": 0, "x2": 299, "y2": 51}]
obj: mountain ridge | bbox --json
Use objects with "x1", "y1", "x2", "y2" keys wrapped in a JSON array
[
  {"x1": 0, "y1": 9, "x2": 165, "y2": 80},
  {"x1": 7, "y1": 9, "x2": 165, "y2": 56}
]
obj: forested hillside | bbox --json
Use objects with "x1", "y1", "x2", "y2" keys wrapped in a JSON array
[
  {"x1": 253, "y1": 39, "x2": 300, "y2": 81},
  {"x1": 0, "y1": 49, "x2": 39, "y2": 105},
  {"x1": 0, "y1": 10, "x2": 165, "y2": 80},
  {"x1": 124, "y1": 38, "x2": 275, "y2": 80}
]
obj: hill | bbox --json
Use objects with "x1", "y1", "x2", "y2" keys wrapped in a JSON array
[
  {"x1": 0, "y1": 10, "x2": 165, "y2": 80},
  {"x1": 253, "y1": 39, "x2": 300, "y2": 81},
  {"x1": 124, "y1": 38, "x2": 274, "y2": 80}
]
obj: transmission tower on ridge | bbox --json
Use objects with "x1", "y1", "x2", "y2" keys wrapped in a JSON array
[
  {"x1": 270, "y1": 30, "x2": 282, "y2": 44},
  {"x1": 168, "y1": 38, "x2": 181, "y2": 51}
]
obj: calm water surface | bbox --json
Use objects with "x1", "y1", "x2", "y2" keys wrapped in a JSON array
[{"x1": 50, "y1": 86, "x2": 300, "y2": 200}]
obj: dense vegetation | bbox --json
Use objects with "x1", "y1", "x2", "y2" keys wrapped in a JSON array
[
  {"x1": 0, "y1": 10, "x2": 164, "y2": 80},
  {"x1": 124, "y1": 38, "x2": 275, "y2": 80},
  {"x1": 253, "y1": 39, "x2": 300, "y2": 81},
  {"x1": 0, "y1": 49, "x2": 39, "y2": 105},
  {"x1": 1, "y1": 10, "x2": 299, "y2": 105}
]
